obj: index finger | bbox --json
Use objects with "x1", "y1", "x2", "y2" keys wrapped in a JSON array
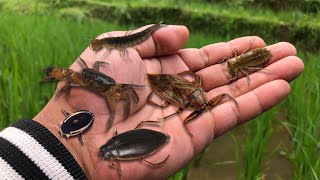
[{"x1": 135, "y1": 24, "x2": 189, "y2": 58}]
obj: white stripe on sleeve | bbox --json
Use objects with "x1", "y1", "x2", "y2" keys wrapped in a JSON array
[
  {"x1": 0, "y1": 157, "x2": 24, "y2": 180},
  {"x1": 0, "y1": 127, "x2": 74, "y2": 180}
]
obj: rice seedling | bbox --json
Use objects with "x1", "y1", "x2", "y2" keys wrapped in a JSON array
[{"x1": 286, "y1": 53, "x2": 320, "y2": 179}]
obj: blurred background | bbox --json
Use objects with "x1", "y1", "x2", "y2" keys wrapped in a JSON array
[{"x1": 0, "y1": 0, "x2": 319, "y2": 179}]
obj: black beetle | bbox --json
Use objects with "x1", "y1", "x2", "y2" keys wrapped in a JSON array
[
  {"x1": 99, "y1": 128, "x2": 170, "y2": 177},
  {"x1": 79, "y1": 56, "x2": 117, "y2": 92},
  {"x1": 59, "y1": 110, "x2": 94, "y2": 143},
  {"x1": 82, "y1": 68, "x2": 116, "y2": 91}
]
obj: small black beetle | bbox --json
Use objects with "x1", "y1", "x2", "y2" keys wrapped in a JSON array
[
  {"x1": 59, "y1": 110, "x2": 94, "y2": 143},
  {"x1": 99, "y1": 128, "x2": 170, "y2": 177}
]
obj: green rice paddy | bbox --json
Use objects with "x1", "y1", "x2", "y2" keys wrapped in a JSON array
[{"x1": 0, "y1": 11, "x2": 319, "y2": 179}]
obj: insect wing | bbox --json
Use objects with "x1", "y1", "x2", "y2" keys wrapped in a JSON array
[
  {"x1": 233, "y1": 48, "x2": 271, "y2": 68},
  {"x1": 148, "y1": 74, "x2": 187, "y2": 107},
  {"x1": 82, "y1": 69, "x2": 116, "y2": 88},
  {"x1": 245, "y1": 48, "x2": 271, "y2": 67},
  {"x1": 60, "y1": 110, "x2": 94, "y2": 136}
]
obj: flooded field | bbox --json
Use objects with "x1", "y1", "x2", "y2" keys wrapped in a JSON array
[{"x1": 188, "y1": 121, "x2": 293, "y2": 179}]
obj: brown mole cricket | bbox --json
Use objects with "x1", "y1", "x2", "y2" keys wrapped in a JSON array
[{"x1": 41, "y1": 57, "x2": 144, "y2": 129}]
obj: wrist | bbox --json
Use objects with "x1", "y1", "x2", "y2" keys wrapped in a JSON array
[
  {"x1": 0, "y1": 119, "x2": 87, "y2": 179},
  {"x1": 33, "y1": 98, "x2": 93, "y2": 178}
]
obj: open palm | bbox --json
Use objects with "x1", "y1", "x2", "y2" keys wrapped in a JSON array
[{"x1": 34, "y1": 24, "x2": 303, "y2": 180}]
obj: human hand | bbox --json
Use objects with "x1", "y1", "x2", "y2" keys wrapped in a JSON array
[{"x1": 34, "y1": 24, "x2": 304, "y2": 180}]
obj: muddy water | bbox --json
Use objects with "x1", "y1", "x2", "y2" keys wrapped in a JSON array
[{"x1": 188, "y1": 123, "x2": 293, "y2": 179}]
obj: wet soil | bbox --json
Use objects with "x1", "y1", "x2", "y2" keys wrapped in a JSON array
[{"x1": 188, "y1": 122, "x2": 293, "y2": 180}]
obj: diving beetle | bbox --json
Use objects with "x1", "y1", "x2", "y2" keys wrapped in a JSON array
[
  {"x1": 99, "y1": 125, "x2": 170, "y2": 178},
  {"x1": 59, "y1": 109, "x2": 94, "y2": 144}
]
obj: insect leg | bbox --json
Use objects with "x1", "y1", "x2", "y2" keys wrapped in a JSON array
[
  {"x1": 47, "y1": 122, "x2": 64, "y2": 141},
  {"x1": 79, "y1": 134, "x2": 84, "y2": 145},
  {"x1": 57, "y1": 82, "x2": 71, "y2": 98},
  {"x1": 116, "y1": 160, "x2": 122, "y2": 178},
  {"x1": 147, "y1": 93, "x2": 169, "y2": 108},
  {"x1": 135, "y1": 120, "x2": 162, "y2": 129},
  {"x1": 245, "y1": 36, "x2": 255, "y2": 53},
  {"x1": 237, "y1": 37, "x2": 255, "y2": 57},
  {"x1": 183, "y1": 110, "x2": 202, "y2": 137},
  {"x1": 120, "y1": 90, "x2": 131, "y2": 120},
  {"x1": 246, "y1": 66, "x2": 265, "y2": 70},
  {"x1": 57, "y1": 82, "x2": 81, "y2": 98},
  {"x1": 93, "y1": 61, "x2": 109, "y2": 71},
  {"x1": 117, "y1": 86, "x2": 139, "y2": 120},
  {"x1": 119, "y1": 48, "x2": 130, "y2": 61},
  {"x1": 126, "y1": 87, "x2": 139, "y2": 104},
  {"x1": 109, "y1": 160, "x2": 122, "y2": 178},
  {"x1": 178, "y1": 70, "x2": 201, "y2": 87},
  {"x1": 240, "y1": 68, "x2": 251, "y2": 86},
  {"x1": 142, "y1": 155, "x2": 169, "y2": 167},
  {"x1": 124, "y1": 30, "x2": 132, "y2": 36},
  {"x1": 78, "y1": 57, "x2": 89, "y2": 69},
  {"x1": 114, "y1": 127, "x2": 118, "y2": 136},
  {"x1": 228, "y1": 69, "x2": 239, "y2": 84},
  {"x1": 219, "y1": 56, "x2": 229, "y2": 63},
  {"x1": 232, "y1": 48, "x2": 239, "y2": 57},
  {"x1": 208, "y1": 94, "x2": 238, "y2": 108},
  {"x1": 99, "y1": 49, "x2": 111, "y2": 61},
  {"x1": 106, "y1": 32, "x2": 112, "y2": 37},
  {"x1": 61, "y1": 108, "x2": 70, "y2": 116},
  {"x1": 184, "y1": 110, "x2": 202, "y2": 125},
  {"x1": 246, "y1": 66, "x2": 272, "y2": 76},
  {"x1": 104, "y1": 91, "x2": 118, "y2": 129},
  {"x1": 159, "y1": 108, "x2": 183, "y2": 120}
]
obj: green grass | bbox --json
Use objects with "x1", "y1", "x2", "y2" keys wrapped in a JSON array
[
  {"x1": 2, "y1": 0, "x2": 320, "y2": 53},
  {"x1": 0, "y1": 11, "x2": 319, "y2": 180},
  {"x1": 238, "y1": 109, "x2": 276, "y2": 180},
  {"x1": 2, "y1": 0, "x2": 320, "y2": 32},
  {"x1": 286, "y1": 53, "x2": 320, "y2": 179},
  {"x1": 83, "y1": 0, "x2": 320, "y2": 28},
  {"x1": 0, "y1": 13, "x2": 126, "y2": 126}
]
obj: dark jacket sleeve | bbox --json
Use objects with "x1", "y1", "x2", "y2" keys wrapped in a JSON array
[{"x1": 0, "y1": 119, "x2": 87, "y2": 180}]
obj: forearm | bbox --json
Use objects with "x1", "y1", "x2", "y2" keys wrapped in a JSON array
[{"x1": 0, "y1": 119, "x2": 87, "y2": 180}]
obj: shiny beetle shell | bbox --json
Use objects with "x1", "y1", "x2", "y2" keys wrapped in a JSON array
[
  {"x1": 100, "y1": 129, "x2": 170, "y2": 160},
  {"x1": 59, "y1": 110, "x2": 94, "y2": 138},
  {"x1": 82, "y1": 68, "x2": 116, "y2": 92}
]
